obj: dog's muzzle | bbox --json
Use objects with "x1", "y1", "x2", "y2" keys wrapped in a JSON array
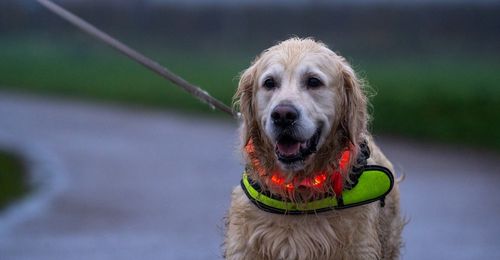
[
  {"x1": 270, "y1": 104, "x2": 321, "y2": 164},
  {"x1": 275, "y1": 127, "x2": 321, "y2": 164}
]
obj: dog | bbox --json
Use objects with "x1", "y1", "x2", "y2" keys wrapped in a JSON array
[{"x1": 224, "y1": 38, "x2": 404, "y2": 260}]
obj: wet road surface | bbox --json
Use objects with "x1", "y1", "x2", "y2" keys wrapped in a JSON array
[{"x1": 0, "y1": 92, "x2": 499, "y2": 259}]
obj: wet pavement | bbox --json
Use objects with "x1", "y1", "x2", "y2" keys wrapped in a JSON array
[{"x1": 0, "y1": 92, "x2": 499, "y2": 259}]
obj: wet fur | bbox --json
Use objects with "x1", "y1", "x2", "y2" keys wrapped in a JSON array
[{"x1": 225, "y1": 38, "x2": 404, "y2": 259}]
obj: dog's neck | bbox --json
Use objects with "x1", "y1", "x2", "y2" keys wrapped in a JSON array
[
  {"x1": 241, "y1": 138, "x2": 394, "y2": 214},
  {"x1": 244, "y1": 139, "x2": 351, "y2": 201}
]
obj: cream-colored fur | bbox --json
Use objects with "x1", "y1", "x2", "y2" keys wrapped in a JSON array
[{"x1": 224, "y1": 38, "x2": 404, "y2": 260}]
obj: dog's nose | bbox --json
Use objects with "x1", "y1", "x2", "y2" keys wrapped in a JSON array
[{"x1": 271, "y1": 104, "x2": 299, "y2": 127}]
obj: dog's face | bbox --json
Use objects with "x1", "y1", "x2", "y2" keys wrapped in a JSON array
[
  {"x1": 236, "y1": 38, "x2": 367, "y2": 174},
  {"x1": 255, "y1": 48, "x2": 339, "y2": 171}
]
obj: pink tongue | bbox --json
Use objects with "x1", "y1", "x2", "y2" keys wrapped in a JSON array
[{"x1": 277, "y1": 142, "x2": 301, "y2": 156}]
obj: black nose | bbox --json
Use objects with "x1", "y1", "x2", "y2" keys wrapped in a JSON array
[{"x1": 271, "y1": 104, "x2": 299, "y2": 127}]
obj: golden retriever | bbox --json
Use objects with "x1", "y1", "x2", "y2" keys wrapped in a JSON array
[{"x1": 224, "y1": 38, "x2": 404, "y2": 259}]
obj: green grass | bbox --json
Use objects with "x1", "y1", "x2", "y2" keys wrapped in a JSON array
[
  {"x1": 0, "y1": 151, "x2": 28, "y2": 210},
  {"x1": 0, "y1": 37, "x2": 246, "y2": 113},
  {"x1": 1, "y1": 36, "x2": 499, "y2": 150},
  {"x1": 359, "y1": 58, "x2": 500, "y2": 149}
]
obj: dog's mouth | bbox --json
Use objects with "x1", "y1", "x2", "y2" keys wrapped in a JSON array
[{"x1": 275, "y1": 127, "x2": 321, "y2": 164}]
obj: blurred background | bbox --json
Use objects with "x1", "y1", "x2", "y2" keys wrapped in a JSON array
[
  {"x1": 0, "y1": 0, "x2": 500, "y2": 259},
  {"x1": 1, "y1": 0, "x2": 499, "y2": 149}
]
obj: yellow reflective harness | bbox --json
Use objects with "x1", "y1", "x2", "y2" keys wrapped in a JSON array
[{"x1": 240, "y1": 165, "x2": 394, "y2": 215}]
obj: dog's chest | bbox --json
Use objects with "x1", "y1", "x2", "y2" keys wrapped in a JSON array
[
  {"x1": 242, "y1": 204, "x2": 380, "y2": 259},
  {"x1": 247, "y1": 214, "x2": 343, "y2": 259}
]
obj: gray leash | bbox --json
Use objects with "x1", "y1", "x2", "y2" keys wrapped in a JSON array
[{"x1": 36, "y1": 0, "x2": 238, "y2": 119}]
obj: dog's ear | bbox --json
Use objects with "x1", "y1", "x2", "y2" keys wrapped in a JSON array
[
  {"x1": 339, "y1": 58, "x2": 368, "y2": 148},
  {"x1": 233, "y1": 64, "x2": 257, "y2": 143}
]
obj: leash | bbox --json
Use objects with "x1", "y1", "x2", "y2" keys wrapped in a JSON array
[
  {"x1": 37, "y1": 1, "x2": 394, "y2": 215},
  {"x1": 36, "y1": 0, "x2": 238, "y2": 119}
]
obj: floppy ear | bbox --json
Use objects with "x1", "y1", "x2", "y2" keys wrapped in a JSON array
[
  {"x1": 338, "y1": 58, "x2": 368, "y2": 148},
  {"x1": 233, "y1": 64, "x2": 257, "y2": 144}
]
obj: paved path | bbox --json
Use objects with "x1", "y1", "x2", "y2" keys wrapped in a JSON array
[{"x1": 0, "y1": 92, "x2": 498, "y2": 259}]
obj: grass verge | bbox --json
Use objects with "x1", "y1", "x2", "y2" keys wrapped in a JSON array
[{"x1": 0, "y1": 150, "x2": 28, "y2": 210}]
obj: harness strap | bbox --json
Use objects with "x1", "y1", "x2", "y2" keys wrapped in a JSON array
[{"x1": 241, "y1": 165, "x2": 394, "y2": 215}]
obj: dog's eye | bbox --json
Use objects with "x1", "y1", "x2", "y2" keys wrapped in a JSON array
[
  {"x1": 306, "y1": 77, "x2": 323, "y2": 88},
  {"x1": 263, "y1": 78, "x2": 277, "y2": 90}
]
